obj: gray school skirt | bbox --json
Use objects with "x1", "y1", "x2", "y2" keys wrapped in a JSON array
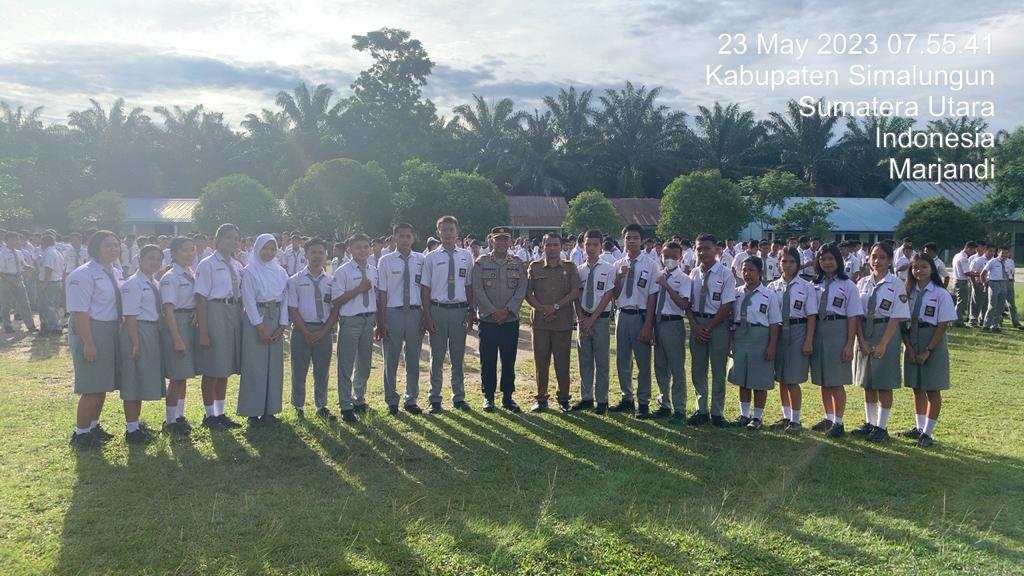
[
  {"x1": 854, "y1": 318, "x2": 902, "y2": 390},
  {"x1": 196, "y1": 301, "x2": 241, "y2": 378},
  {"x1": 810, "y1": 317, "x2": 853, "y2": 387},
  {"x1": 729, "y1": 325, "x2": 775, "y2": 390},
  {"x1": 118, "y1": 320, "x2": 166, "y2": 401},
  {"x1": 775, "y1": 321, "x2": 809, "y2": 385},
  {"x1": 161, "y1": 309, "x2": 197, "y2": 380},
  {"x1": 69, "y1": 318, "x2": 119, "y2": 394},
  {"x1": 237, "y1": 301, "x2": 284, "y2": 417},
  {"x1": 904, "y1": 324, "x2": 951, "y2": 391}
]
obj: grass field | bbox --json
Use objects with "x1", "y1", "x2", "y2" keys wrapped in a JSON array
[{"x1": 1, "y1": 293, "x2": 1023, "y2": 575}]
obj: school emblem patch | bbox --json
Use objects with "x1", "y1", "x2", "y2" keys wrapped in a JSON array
[{"x1": 899, "y1": 294, "x2": 908, "y2": 303}]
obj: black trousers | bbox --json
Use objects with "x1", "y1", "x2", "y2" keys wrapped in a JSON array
[{"x1": 479, "y1": 320, "x2": 519, "y2": 397}]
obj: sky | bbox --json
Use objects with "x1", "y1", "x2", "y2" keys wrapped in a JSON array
[{"x1": 1, "y1": 0, "x2": 1023, "y2": 132}]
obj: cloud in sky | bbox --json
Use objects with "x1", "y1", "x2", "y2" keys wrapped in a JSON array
[{"x1": 0, "y1": 0, "x2": 1022, "y2": 131}]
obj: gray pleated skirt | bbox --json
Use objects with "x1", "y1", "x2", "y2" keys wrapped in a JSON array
[
  {"x1": 810, "y1": 317, "x2": 853, "y2": 387},
  {"x1": 69, "y1": 318, "x2": 119, "y2": 394},
  {"x1": 161, "y1": 310, "x2": 197, "y2": 380},
  {"x1": 729, "y1": 325, "x2": 775, "y2": 390},
  {"x1": 904, "y1": 324, "x2": 951, "y2": 391},
  {"x1": 854, "y1": 319, "x2": 903, "y2": 390},
  {"x1": 196, "y1": 301, "x2": 241, "y2": 378},
  {"x1": 775, "y1": 322, "x2": 809, "y2": 385},
  {"x1": 238, "y1": 301, "x2": 284, "y2": 417},
  {"x1": 118, "y1": 320, "x2": 166, "y2": 401}
]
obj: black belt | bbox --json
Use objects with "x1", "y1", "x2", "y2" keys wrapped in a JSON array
[
  {"x1": 432, "y1": 301, "x2": 468, "y2": 309},
  {"x1": 733, "y1": 322, "x2": 768, "y2": 327},
  {"x1": 388, "y1": 305, "x2": 421, "y2": 310},
  {"x1": 658, "y1": 314, "x2": 684, "y2": 322},
  {"x1": 174, "y1": 308, "x2": 195, "y2": 314},
  {"x1": 618, "y1": 308, "x2": 644, "y2": 315},
  {"x1": 584, "y1": 311, "x2": 611, "y2": 319},
  {"x1": 137, "y1": 319, "x2": 159, "y2": 325},
  {"x1": 865, "y1": 317, "x2": 889, "y2": 324},
  {"x1": 208, "y1": 297, "x2": 239, "y2": 304},
  {"x1": 693, "y1": 312, "x2": 716, "y2": 319},
  {"x1": 345, "y1": 311, "x2": 374, "y2": 318},
  {"x1": 819, "y1": 314, "x2": 847, "y2": 321},
  {"x1": 787, "y1": 318, "x2": 808, "y2": 325},
  {"x1": 256, "y1": 301, "x2": 279, "y2": 309}
]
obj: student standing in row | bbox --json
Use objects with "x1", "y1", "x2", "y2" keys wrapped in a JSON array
[
  {"x1": 768, "y1": 247, "x2": 817, "y2": 433},
  {"x1": 194, "y1": 223, "x2": 243, "y2": 430},
  {"x1": 950, "y1": 241, "x2": 976, "y2": 327},
  {"x1": 728, "y1": 257, "x2": 781, "y2": 430},
  {"x1": 610, "y1": 224, "x2": 658, "y2": 417},
  {"x1": 238, "y1": 234, "x2": 289, "y2": 427},
  {"x1": 160, "y1": 236, "x2": 198, "y2": 436},
  {"x1": 377, "y1": 224, "x2": 426, "y2": 415},
  {"x1": 289, "y1": 238, "x2": 338, "y2": 421},
  {"x1": 981, "y1": 247, "x2": 1011, "y2": 332},
  {"x1": 852, "y1": 242, "x2": 910, "y2": 443},
  {"x1": 117, "y1": 244, "x2": 165, "y2": 444},
  {"x1": 809, "y1": 243, "x2": 864, "y2": 438},
  {"x1": 67, "y1": 230, "x2": 122, "y2": 448},
  {"x1": 686, "y1": 233, "x2": 735, "y2": 427},
  {"x1": 651, "y1": 241, "x2": 691, "y2": 420},
  {"x1": 1, "y1": 231, "x2": 37, "y2": 334},
  {"x1": 573, "y1": 229, "x2": 616, "y2": 414},
  {"x1": 333, "y1": 233, "x2": 377, "y2": 422},
  {"x1": 37, "y1": 234, "x2": 65, "y2": 336},
  {"x1": 968, "y1": 244, "x2": 990, "y2": 327},
  {"x1": 900, "y1": 254, "x2": 956, "y2": 448},
  {"x1": 420, "y1": 216, "x2": 474, "y2": 413}
]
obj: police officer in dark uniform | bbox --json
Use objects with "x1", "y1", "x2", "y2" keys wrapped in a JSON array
[{"x1": 472, "y1": 227, "x2": 528, "y2": 412}]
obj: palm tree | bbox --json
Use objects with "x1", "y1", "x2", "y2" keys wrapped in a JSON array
[
  {"x1": 240, "y1": 109, "x2": 297, "y2": 193},
  {"x1": 153, "y1": 104, "x2": 242, "y2": 196},
  {"x1": 67, "y1": 98, "x2": 161, "y2": 196},
  {"x1": 767, "y1": 98, "x2": 842, "y2": 191},
  {"x1": 593, "y1": 82, "x2": 686, "y2": 197},
  {"x1": 506, "y1": 110, "x2": 571, "y2": 196},
  {"x1": 0, "y1": 102, "x2": 44, "y2": 154},
  {"x1": 926, "y1": 116, "x2": 989, "y2": 165},
  {"x1": 836, "y1": 115, "x2": 919, "y2": 196},
  {"x1": 275, "y1": 83, "x2": 344, "y2": 167},
  {"x1": 452, "y1": 95, "x2": 527, "y2": 177},
  {"x1": 543, "y1": 86, "x2": 595, "y2": 155},
  {"x1": 690, "y1": 101, "x2": 769, "y2": 179}
]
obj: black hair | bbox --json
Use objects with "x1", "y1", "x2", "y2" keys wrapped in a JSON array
[
  {"x1": 214, "y1": 223, "x2": 240, "y2": 248},
  {"x1": 695, "y1": 233, "x2": 716, "y2": 244},
  {"x1": 906, "y1": 253, "x2": 943, "y2": 294},
  {"x1": 139, "y1": 244, "x2": 162, "y2": 262},
  {"x1": 779, "y1": 246, "x2": 802, "y2": 274},
  {"x1": 584, "y1": 229, "x2": 603, "y2": 240},
  {"x1": 304, "y1": 237, "x2": 327, "y2": 252},
  {"x1": 86, "y1": 230, "x2": 117, "y2": 260},
  {"x1": 621, "y1": 223, "x2": 644, "y2": 238},
  {"x1": 742, "y1": 255, "x2": 764, "y2": 276},
  {"x1": 169, "y1": 236, "x2": 194, "y2": 258},
  {"x1": 813, "y1": 243, "x2": 849, "y2": 283},
  {"x1": 393, "y1": 222, "x2": 415, "y2": 234},
  {"x1": 868, "y1": 241, "x2": 894, "y2": 263}
]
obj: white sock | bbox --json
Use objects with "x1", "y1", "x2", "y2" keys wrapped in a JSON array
[
  {"x1": 205, "y1": 404, "x2": 216, "y2": 417},
  {"x1": 75, "y1": 427, "x2": 90, "y2": 435},
  {"x1": 865, "y1": 402, "x2": 878, "y2": 425},
  {"x1": 126, "y1": 421, "x2": 140, "y2": 433},
  {"x1": 791, "y1": 409, "x2": 801, "y2": 424},
  {"x1": 878, "y1": 407, "x2": 891, "y2": 430},
  {"x1": 834, "y1": 416, "x2": 844, "y2": 425},
  {"x1": 89, "y1": 419, "x2": 99, "y2": 430},
  {"x1": 923, "y1": 418, "x2": 937, "y2": 436},
  {"x1": 176, "y1": 399, "x2": 185, "y2": 419},
  {"x1": 753, "y1": 407, "x2": 763, "y2": 420},
  {"x1": 165, "y1": 406, "x2": 177, "y2": 425},
  {"x1": 214, "y1": 399, "x2": 225, "y2": 416},
  {"x1": 782, "y1": 405, "x2": 792, "y2": 420},
  {"x1": 740, "y1": 402, "x2": 750, "y2": 417},
  {"x1": 915, "y1": 413, "x2": 926, "y2": 430},
  {"x1": 826, "y1": 412, "x2": 836, "y2": 422}
]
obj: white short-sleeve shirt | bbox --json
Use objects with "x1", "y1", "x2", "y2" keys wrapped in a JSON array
[
  {"x1": 287, "y1": 267, "x2": 333, "y2": 323},
  {"x1": 194, "y1": 251, "x2": 242, "y2": 300},
  {"x1": 38, "y1": 246, "x2": 65, "y2": 281},
  {"x1": 857, "y1": 273, "x2": 910, "y2": 320},
  {"x1": 578, "y1": 260, "x2": 615, "y2": 314},
  {"x1": 952, "y1": 251, "x2": 971, "y2": 281},
  {"x1": 332, "y1": 260, "x2": 378, "y2": 316},
  {"x1": 688, "y1": 261, "x2": 736, "y2": 315},
  {"x1": 65, "y1": 260, "x2": 121, "y2": 321},
  {"x1": 121, "y1": 271, "x2": 160, "y2": 321},
  {"x1": 983, "y1": 257, "x2": 1010, "y2": 281},
  {"x1": 613, "y1": 254, "x2": 661, "y2": 310},
  {"x1": 733, "y1": 284, "x2": 782, "y2": 327},
  {"x1": 377, "y1": 251, "x2": 425, "y2": 308},
  {"x1": 654, "y1": 266, "x2": 691, "y2": 316},
  {"x1": 160, "y1": 264, "x2": 196, "y2": 310},
  {"x1": 240, "y1": 267, "x2": 290, "y2": 327},
  {"x1": 420, "y1": 246, "x2": 473, "y2": 304},
  {"x1": 908, "y1": 281, "x2": 957, "y2": 326},
  {"x1": 813, "y1": 277, "x2": 864, "y2": 317},
  {"x1": 768, "y1": 276, "x2": 819, "y2": 320},
  {"x1": 280, "y1": 247, "x2": 307, "y2": 277}
]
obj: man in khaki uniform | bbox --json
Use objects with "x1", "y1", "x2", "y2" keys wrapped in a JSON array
[
  {"x1": 526, "y1": 233, "x2": 580, "y2": 413},
  {"x1": 472, "y1": 227, "x2": 527, "y2": 412}
]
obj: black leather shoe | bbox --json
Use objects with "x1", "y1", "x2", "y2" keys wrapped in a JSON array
[
  {"x1": 851, "y1": 422, "x2": 875, "y2": 436},
  {"x1": 404, "y1": 404, "x2": 423, "y2": 415},
  {"x1": 69, "y1": 431, "x2": 97, "y2": 449},
  {"x1": 202, "y1": 415, "x2": 225, "y2": 430},
  {"x1": 427, "y1": 402, "x2": 443, "y2": 414},
  {"x1": 687, "y1": 412, "x2": 710, "y2": 426},
  {"x1": 594, "y1": 403, "x2": 608, "y2": 415},
  {"x1": 916, "y1": 433, "x2": 934, "y2": 448},
  {"x1": 93, "y1": 424, "x2": 114, "y2": 442},
  {"x1": 530, "y1": 401, "x2": 547, "y2": 413},
  {"x1": 218, "y1": 414, "x2": 242, "y2": 429},
  {"x1": 247, "y1": 416, "x2": 262, "y2": 428},
  {"x1": 261, "y1": 414, "x2": 280, "y2": 426},
  {"x1": 570, "y1": 400, "x2": 594, "y2": 412},
  {"x1": 784, "y1": 421, "x2": 803, "y2": 433},
  {"x1": 825, "y1": 423, "x2": 846, "y2": 438},
  {"x1": 896, "y1": 427, "x2": 921, "y2": 439},
  {"x1": 866, "y1": 426, "x2": 889, "y2": 442},
  {"x1": 316, "y1": 407, "x2": 338, "y2": 422},
  {"x1": 125, "y1": 428, "x2": 155, "y2": 445},
  {"x1": 353, "y1": 404, "x2": 368, "y2": 414},
  {"x1": 810, "y1": 418, "x2": 833, "y2": 432},
  {"x1": 710, "y1": 415, "x2": 731, "y2": 427},
  {"x1": 558, "y1": 400, "x2": 571, "y2": 413},
  {"x1": 635, "y1": 404, "x2": 652, "y2": 419},
  {"x1": 731, "y1": 415, "x2": 751, "y2": 427},
  {"x1": 482, "y1": 397, "x2": 495, "y2": 412},
  {"x1": 768, "y1": 418, "x2": 790, "y2": 431},
  {"x1": 653, "y1": 407, "x2": 673, "y2": 418},
  {"x1": 453, "y1": 400, "x2": 471, "y2": 411},
  {"x1": 176, "y1": 417, "x2": 193, "y2": 432},
  {"x1": 163, "y1": 420, "x2": 190, "y2": 436},
  {"x1": 388, "y1": 405, "x2": 400, "y2": 416},
  {"x1": 341, "y1": 410, "x2": 357, "y2": 423},
  {"x1": 502, "y1": 398, "x2": 522, "y2": 413},
  {"x1": 608, "y1": 399, "x2": 635, "y2": 413},
  {"x1": 746, "y1": 418, "x2": 763, "y2": 431}
]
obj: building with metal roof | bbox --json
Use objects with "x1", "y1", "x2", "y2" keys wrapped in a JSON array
[
  {"x1": 123, "y1": 198, "x2": 199, "y2": 235},
  {"x1": 506, "y1": 196, "x2": 568, "y2": 238},
  {"x1": 885, "y1": 181, "x2": 993, "y2": 213},
  {"x1": 740, "y1": 196, "x2": 904, "y2": 243}
]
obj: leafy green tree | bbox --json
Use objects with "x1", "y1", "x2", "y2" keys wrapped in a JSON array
[
  {"x1": 193, "y1": 174, "x2": 282, "y2": 235},
  {"x1": 153, "y1": 104, "x2": 242, "y2": 197},
  {"x1": 774, "y1": 198, "x2": 837, "y2": 240},
  {"x1": 452, "y1": 95, "x2": 526, "y2": 179},
  {"x1": 392, "y1": 158, "x2": 448, "y2": 239},
  {"x1": 980, "y1": 127, "x2": 1024, "y2": 220},
  {"x1": 691, "y1": 101, "x2": 769, "y2": 179},
  {"x1": 562, "y1": 190, "x2": 623, "y2": 236},
  {"x1": 437, "y1": 170, "x2": 508, "y2": 239},
  {"x1": 767, "y1": 98, "x2": 841, "y2": 191},
  {"x1": 506, "y1": 110, "x2": 571, "y2": 196},
  {"x1": 657, "y1": 170, "x2": 749, "y2": 240},
  {"x1": 895, "y1": 197, "x2": 985, "y2": 252},
  {"x1": 68, "y1": 191, "x2": 124, "y2": 232},
  {"x1": 286, "y1": 158, "x2": 392, "y2": 239},
  {"x1": 67, "y1": 98, "x2": 161, "y2": 197},
  {"x1": 834, "y1": 115, "x2": 919, "y2": 197},
  {"x1": 738, "y1": 169, "x2": 811, "y2": 225}
]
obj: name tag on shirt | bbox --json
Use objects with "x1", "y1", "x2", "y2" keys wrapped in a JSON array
[
  {"x1": 712, "y1": 292, "x2": 721, "y2": 301},
  {"x1": 759, "y1": 303, "x2": 768, "y2": 314},
  {"x1": 924, "y1": 305, "x2": 936, "y2": 317},
  {"x1": 879, "y1": 299, "x2": 892, "y2": 311},
  {"x1": 832, "y1": 296, "x2": 844, "y2": 307},
  {"x1": 793, "y1": 300, "x2": 803, "y2": 310},
  {"x1": 596, "y1": 281, "x2": 605, "y2": 290}
]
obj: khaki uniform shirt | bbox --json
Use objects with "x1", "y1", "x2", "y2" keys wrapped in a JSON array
[{"x1": 527, "y1": 259, "x2": 581, "y2": 331}]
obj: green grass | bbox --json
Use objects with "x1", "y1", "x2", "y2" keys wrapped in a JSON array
[{"x1": 1, "y1": 292, "x2": 1023, "y2": 575}]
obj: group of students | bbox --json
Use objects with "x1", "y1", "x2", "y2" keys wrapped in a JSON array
[{"x1": 18, "y1": 215, "x2": 1001, "y2": 450}]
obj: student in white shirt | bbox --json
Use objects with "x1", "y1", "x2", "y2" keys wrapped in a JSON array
[
  {"x1": 0, "y1": 232, "x2": 37, "y2": 333},
  {"x1": 1004, "y1": 256, "x2": 1022, "y2": 329},
  {"x1": 333, "y1": 233, "x2": 378, "y2": 422},
  {"x1": 159, "y1": 236, "x2": 199, "y2": 436},
  {"x1": 37, "y1": 234, "x2": 65, "y2": 335},
  {"x1": 652, "y1": 241, "x2": 692, "y2": 419},
  {"x1": 687, "y1": 234, "x2": 736, "y2": 427},
  {"x1": 950, "y1": 241, "x2": 977, "y2": 326},
  {"x1": 117, "y1": 244, "x2": 165, "y2": 444},
  {"x1": 281, "y1": 234, "x2": 307, "y2": 276},
  {"x1": 286, "y1": 238, "x2": 338, "y2": 421},
  {"x1": 574, "y1": 229, "x2": 617, "y2": 413},
  {"x1": 968, "y1": 245, "x2": 992, "y2": 326},
  {"x1": 921, "y1": 243, "x2": 949, "y2": 288},
  {"x1": 767, "y1": 247, "x2": 818, "y2": 433},
  {"x1": 981, "y1": 246, "x2": 1012, "y2": 332},
  {"x1": 610, "y1": 224, "x2": 659, "y2": 417},
  {"x1": 727, "y1": 256, "x2": 782, "y2": 430}
]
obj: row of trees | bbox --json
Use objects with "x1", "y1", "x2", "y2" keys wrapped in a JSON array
[{"x1": 2, "y1": 27, "x2": 1017, "y2": 232}]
